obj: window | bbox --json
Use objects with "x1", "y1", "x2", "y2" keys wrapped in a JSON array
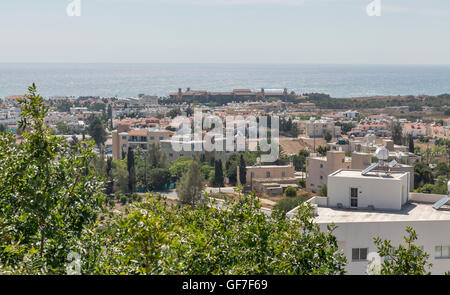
[
  {"x1": 266, "y1": 171, "x2": 270, "y2": 178},
  {"x1": 350, "y1": 187, "x2": 358, "y2": 208},
  {"x1": 435, "y1": 246, "x2": 450, "y2": 258},
  {"x1": 251, "y1": 172, "x2": 254, "y2": 177},
  {"x1": 282, "y1": 171, "x2": 285, "y2": 177},
  {"x1": 320, "y1": 175, "x2": 323, "y2": 180},
  {"x1": 159, "y1": 137, "x2": 163, "y2": 140},
  {"x1": 352, "y1": 248, "x2": 368, "y2": 261},
  {"x1": 150, "y1": 136, "x2": 155, "y2": 140},
  {"x1": 122, "y1": 144, "x2": 127, "y2": 147},
  {"x1": 122, "y1": 136, "x2": 127, "y2": 140}
]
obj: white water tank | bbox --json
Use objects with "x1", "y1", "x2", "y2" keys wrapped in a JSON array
[{"x1": 374, "y1": 146, "x2": 389, "y2": 161}]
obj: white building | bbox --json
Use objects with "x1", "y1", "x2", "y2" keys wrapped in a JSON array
[
  {"x1": 327, "y1": 169, "x2": 409, "y2": 211},
  {"x1": 289, "y1": 168, "x2": 450, "y2": 274},
  {"x1": 340, "y1": 110, "x2": 360, "y2": 120}
]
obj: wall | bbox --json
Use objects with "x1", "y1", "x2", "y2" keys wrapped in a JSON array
[
  {"x1": 327, "y1": 173, "x2": 407, "y2": 210},
  {"x1": 409, "y1": 192, "x2": 448, "y2": 203},
  {"x1": 318, "y1": 220, "x2": 450, "y2": 274},
  {"x1": 246, "y1": 165, "x2": 294, "y2": 184}
]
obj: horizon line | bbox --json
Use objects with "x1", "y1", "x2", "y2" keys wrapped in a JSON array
[{"x1": 1, "y1": 62, "x2": 450, "y2": 66}]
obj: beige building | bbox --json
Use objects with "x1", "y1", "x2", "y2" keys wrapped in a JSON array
[
  {"x1": 306, "y1": 151, "x2": 356, "y2": 193},
  {"x1": 242, "y1": 164, "x2": 298, "y2": 196},
  {"x1": 112, "y1": 128, "x2": 172, "y2": 160},
  {"x1": 306, "y1": 150, "x2": 414, "y2": 193},
  {"x1": 304, "y1": 119, "x2": 341, "y2": 138}
]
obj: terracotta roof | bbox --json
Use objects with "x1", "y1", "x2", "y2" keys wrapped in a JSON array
[{"x1": 128, "y1": 129, "x2": 148, "y2": 136}]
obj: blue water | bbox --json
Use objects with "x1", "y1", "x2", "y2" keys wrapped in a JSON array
[{"x1": 0, "y1": 63, "x2": 449, "y2": 98}]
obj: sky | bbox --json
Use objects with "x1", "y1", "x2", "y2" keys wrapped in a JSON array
[{"x1": 0, "y1": 0, "x2": 449, "y2": 64}]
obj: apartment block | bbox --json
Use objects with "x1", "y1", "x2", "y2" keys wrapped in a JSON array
[{"x1": 112, "y1": 128, "x2": 172, "y2": 160}]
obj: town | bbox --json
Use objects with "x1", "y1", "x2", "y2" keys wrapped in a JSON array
[{"x1": 1, "y1": 87, "x2": 449, "y2": 274}]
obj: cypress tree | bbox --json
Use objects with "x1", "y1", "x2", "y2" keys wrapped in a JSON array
[{"x1": 127, "y1": 147, "x2": 136, "y2": 193}]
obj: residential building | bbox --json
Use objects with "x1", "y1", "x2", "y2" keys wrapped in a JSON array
[
  {"x1": 402, "y1": 122, "x2": 427, "y2": 138},
  {"x1": 304, "y1": 119, "x2": 341, "y2": 138},
  {"x1": 306, "y1": 149, "x2": 415, "y2": 192},
  {"x1": 112, "y1": 128, "x2": 173, "y2": 160},
  {"x1": 243, "y1": 164, "x2": 298, "y2": 195},
  {"x1": 289, "y1": 169, "x2": 450, "y2": 274}
]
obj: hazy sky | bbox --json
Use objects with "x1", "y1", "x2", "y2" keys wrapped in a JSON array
[{"x1": 1, "y1": 0, "x2": 449, "y2": 64}]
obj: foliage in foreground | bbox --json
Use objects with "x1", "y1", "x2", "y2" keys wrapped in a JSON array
[
  {"x1": 372, "y1": 227, "x2": 432, "y2": 275},
  {"x1": 79, "y1": 195, "x2": 347, "y2": 275},
  {"x1": 0, "y1": 84, "x2": 105, "y2": 274}
]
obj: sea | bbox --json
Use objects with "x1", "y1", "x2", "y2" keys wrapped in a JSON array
[{"x1": 0, "y1": 63, "x2": 449, "y2": 99}]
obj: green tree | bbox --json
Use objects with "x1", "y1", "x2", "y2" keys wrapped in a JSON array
[
  {"x1": 239, "y1": 154, "x2": 247, "y2": 185},
  {"x1": 177, "y1": 160, "x2": 204, "y2": 206},
  {"x1": 84, "y1": 194, "x2": 346, "y2": 274},
  {"x1": 317, "y1": 145, "x2": 330, "y2": 157},
  {"x1": 169, "y1": 157, "x2": 193, "y2": 179},
  {"x1": 0, "y1": 123, "x2": 7, "y2": 133},
  {"x1": 324, "y1": 130, "x2": 332, "y2": 143},
  {"x1": 148, "y1": 168, "x2": 171, "y2": 191},
  {"x1": 0, "y1": 84, "x2": 104, "y2": 273},
  {"x1": 213, "y1": 160, "x2": 224, "y2": 187},
  {"x1": 391, "y1": 122, "x2": 403, "y2": 145},
  {"x1": 127, "y1": 147, "x2": 136, "y2": 193},
  {"x1": 293, "y1": 149, "x2": 309, "y2": 171},
  {"x1": 414, "y1": 163, "x2": 434, "y2": 189},
  {"x1": 373, "y1": 227, "x2": 432, "y2": 275},
  {"x1": 107, "y1": 104, "x2": 113, "y2": 130},
  {"x1": 87, "y1": 116, "x2": 107, "y2": 148},
  {"x1": 112, "y1": 159, "x2": 128, "y2": 193},
  {"x1": 167, "y1": 108, "x2": 182, "y2": 119},
  {"x1": 285, "y1": 186, "x2": 297, "y2": 197},
  {"x1": 408, "y1": 134, "x2": 414, "y2": 153},
  {"x1": 56, "y1": 121, "x2": 69, "y2": 135},
  {"x1": 106, "y1": 157, "x2": 114, "y2": 197},
  {"x1": 318, "y1": 185, "x2": 327, "y2": 197},
  {"x1": 148, "y1": 143, "x2": 167, "y2": 168}
]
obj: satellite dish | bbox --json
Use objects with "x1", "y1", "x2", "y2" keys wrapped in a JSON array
[{"x1": 374, "y1": 146, "x2": 389, "y2": 161}]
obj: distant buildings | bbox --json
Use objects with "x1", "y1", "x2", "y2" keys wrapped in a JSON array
[
  {"x1": 169, "y1": 88, "x2": 290, "y2": 101},
  {"x1": 402, "y1": 122, "x2": 427, "y2": 138}
]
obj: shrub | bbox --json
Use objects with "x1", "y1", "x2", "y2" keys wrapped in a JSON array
[
  {"x1": 318, "y1": 185, "x2": 327, "y2": 197},
  {"x1": 285, "y1": 187, "x2": 297, "y2": 197}
]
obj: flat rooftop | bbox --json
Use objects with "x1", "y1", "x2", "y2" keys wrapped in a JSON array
[
  {"x1": 329, "y1": 169, "x2": 407, "y2": 180},
  {"x1": 314, "y1": 202, "x2": 450, "y2": 224}
]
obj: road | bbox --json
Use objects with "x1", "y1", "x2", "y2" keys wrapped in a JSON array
[{"x1": 154, "y1": 187, "x2": 272, "y2": 216}]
